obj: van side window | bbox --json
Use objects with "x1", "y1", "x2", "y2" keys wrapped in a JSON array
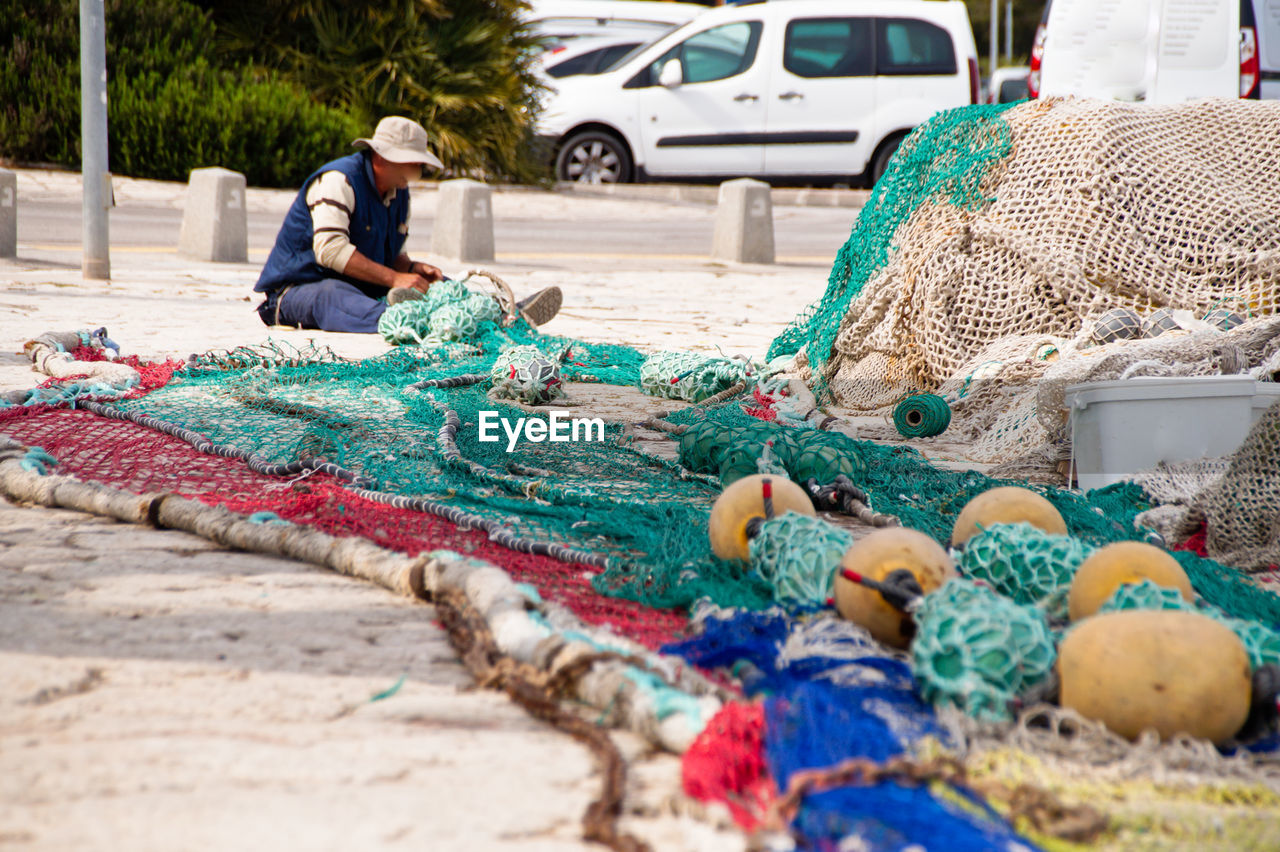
[
  {"x1": 784, "y1": 18, "x2": 873, "y2": 78},
  {"x1": 631, "y1": 21, "x2": 764, "y2": 87},
  {"x1": 876, "y1": 18, "x2": 957, "y2": 76}
]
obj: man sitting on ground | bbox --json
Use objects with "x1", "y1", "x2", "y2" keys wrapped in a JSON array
[{"x1": 253, "y1": 116, "x2": 560, "y2": 332}]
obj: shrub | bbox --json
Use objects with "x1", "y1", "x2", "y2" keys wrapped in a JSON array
[
  {"x1": 0, "y1": 0, "x2": 364, "y2": 187},
  {"x1": 201, "y1": 0, "x2": 550, "y2": 183}
]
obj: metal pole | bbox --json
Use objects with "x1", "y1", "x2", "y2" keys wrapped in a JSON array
[
  {"x1": 1005, "y1": 1, "x2": 1013, "y2": 63},
  {"x1": 79, "y1": 0, "x2": 110, "y2": 280},
  {"x1": 989, "y1": 0, "x2": 999, "y2": 81}
]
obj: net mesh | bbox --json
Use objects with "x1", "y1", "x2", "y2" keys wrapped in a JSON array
[
  {"x1": 7, "y1": 96, "x2": 1280, "y2": 850},
  {"x1": 773, "y1": 97, "x2": 1280, "y2": 481}
]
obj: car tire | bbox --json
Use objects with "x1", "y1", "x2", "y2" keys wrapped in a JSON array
[
  {"x1": 869, "y1": 133, "x2": 907, "y2": 188},
  {"x1": 555, "y1": 130, "x2": 633, "y2": 184}
]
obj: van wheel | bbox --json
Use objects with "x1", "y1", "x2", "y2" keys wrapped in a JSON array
[
  {"x1": 555, "y1": 131, "x2": 633, "y2": 184},
  {"x1": 869, "y1": 134, "x2": 907, "y2": 187}
]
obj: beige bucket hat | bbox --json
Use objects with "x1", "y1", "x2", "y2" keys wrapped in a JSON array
[{"x1": 352, "y1": 116, "x2": 443, "y2": 169}]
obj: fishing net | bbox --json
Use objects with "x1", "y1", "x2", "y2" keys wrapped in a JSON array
[
  {"x1": 748, "y1": 512, "x2": 852, "y2": 608},
  {"x1": 957, "y1": 522, "x2": 1091, "y2": 611},
  {"x1": 910, "y1": 578, "x2": 1058, "y2": 723},
  {"x1": 7, "y1": 98, "x2": 1280, "y2": 850},
  {"x1": 771, "y1": 97, "x2": 1280, "y2": 481}
]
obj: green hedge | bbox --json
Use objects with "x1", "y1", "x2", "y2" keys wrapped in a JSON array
[{"x1": 1, "y1": 0, "x2": 363, "y2": 187}]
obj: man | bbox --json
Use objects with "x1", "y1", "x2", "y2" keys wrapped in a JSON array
[{"x1": 254, "y1": 116, "x2": 560, "y2": 332}]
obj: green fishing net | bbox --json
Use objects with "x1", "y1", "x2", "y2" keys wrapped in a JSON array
[
  {"x1": 768, "y1": 102, "x2": 1017, "y2": 375},
  {"x1": 749, "y1": 513, "x2": 852, "y2": 608},
  {"x1": 638, "y1": 351, "x2": 758, "y2": 403},
  {"x1": 105, "y1": 103, "x2": 1278, "y2": 642},
  {"x1": 911, "y1": 578, "x2": 1057, "y2": 723},
  {"x1": 957, "y1": 522, "x2": 1092, "y2": 607}
]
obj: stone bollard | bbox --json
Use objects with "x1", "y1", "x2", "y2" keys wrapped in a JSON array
[
  {"x1": 0, "y1": 169, "x2": 15, "y2": 258},
  {"x1": 711, "y1": 178, "x2": 774, "y2": 264},
  {"x1": 431, "y1": 179, "x2": 494, "y2": 262},
  {"x1": 179, "y1": 167, "x2": 247, "y2": 262}
]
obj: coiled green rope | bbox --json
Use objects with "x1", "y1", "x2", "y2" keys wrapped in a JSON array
[{"x1": 893, "y1": 393, "x2": 951, "y2": 438}]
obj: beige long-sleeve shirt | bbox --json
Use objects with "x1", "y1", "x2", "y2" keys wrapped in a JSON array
[{"x1": 305, "y1": 171, "x2": 408, "y2": 273}]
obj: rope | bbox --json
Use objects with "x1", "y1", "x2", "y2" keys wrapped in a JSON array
[
  {"x1": 407, "y1": 373, "x2": 488, "y2": 390},
  {"x1": 804, "y1": 475, "x2": 899, "y2": 526},
  {"x1": 892, "y1": 393, "x2": 952, "y2": 438},
  {"x1": 70, "y1": 397, "x2": 619, "y2": 571},
  {"x1": 435, "y1": 587, "x2": 650, "y2": 852}
]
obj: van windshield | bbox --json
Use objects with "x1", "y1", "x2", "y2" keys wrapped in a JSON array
[
  {"x1": 600, "y1": 28, "x2": 675, "y2": 71},
  {"x1": 605, "y1": 18, "x2": 701, "y2": 73}
]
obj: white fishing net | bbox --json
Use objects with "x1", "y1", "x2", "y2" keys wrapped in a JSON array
[{"x1": 814, "y1": 97, "x2": 1280, "y2": 482}]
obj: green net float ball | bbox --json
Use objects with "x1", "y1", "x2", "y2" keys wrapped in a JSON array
[
  {"x1": 951, "y1": 486, "x2": 1067, "y2": 548},
  {"x1": 718, "y1": 446, "x2": 765, "y2": 487},
  {"x1": 423, "y1": 277, "x2": 469, "y2": 309},
  {"x1": 705, "y1": 427, "x2": 751, "y2": 472},
  {"x1": 789, "y1": 442, "x2": 865, "y2": 486},
  {"x1": 749, "y1": 513, "x2": 853, "y2": 607},
  {"x1": 1067, "y1": 541, "x2": 1193, "y2": 622},
  {"x1": 678, "y1": 421, "x2": 723, "y2": 472},
  {"x1": 1058, "y1": 609, "x2": 1250, "y2": 744},
  {"x1": 834, "y1": 528, "x2": 956, "y2": 649},
  {"x1": 490, "y1": 345, "x2": 563, "y2": 405},
  {"x1": 957, "y1": 522, "x2": 1091, "y2": 606},
  {"x1": 708, "y1": 474, "x2": 814, "y2": 562},
  {"x1": 1092, "y1": 308, "x2": 1142, "y2": 345}
]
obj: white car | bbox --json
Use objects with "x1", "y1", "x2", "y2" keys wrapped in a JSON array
[
  {"x1": 535, "y1": 0, "x2": 979, "y2": 185},
  {"x1": 524, "y1": 0, "x2": 708, "y2": 43},
  {"x1": 986, "y1": 66, "x2": 1030, "y2": 104},
  {"x1": 535, "y1": 35, "x2": 652, "y2": 79}
]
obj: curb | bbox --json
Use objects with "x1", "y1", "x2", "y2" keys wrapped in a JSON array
[{"x1": 548, "y1": 181, "x2": 871, "y2": 209}]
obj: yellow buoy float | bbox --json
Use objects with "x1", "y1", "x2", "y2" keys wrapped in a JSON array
[
  {"x1": 1058, "y1": 609, "x2": 1252, "y2": 744},
  {"x1": 950, "y1": 486, "x2": 1067, "y2": 548},
  {"x1": 1067, "y1": 541, "x2": 1194, "y2": 621},
  {"x1": 833, "y1": 528, "x2": 956, "y2": 649},
  {"x1": 708, "y1": 473, "x2": 813, "y2": 562}
]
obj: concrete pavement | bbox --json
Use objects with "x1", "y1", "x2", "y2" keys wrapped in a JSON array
[{"x1": 0, "y1": 168, "x2": 856, "y2": 851}]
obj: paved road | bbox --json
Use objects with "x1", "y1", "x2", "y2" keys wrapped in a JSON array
[{"x1": 19, "y1": 195, "x2": 859, "y2": 263}]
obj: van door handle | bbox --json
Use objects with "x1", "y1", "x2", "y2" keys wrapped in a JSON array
[
  {"x1": 733, "y1": 93, "x2": 759, "y2": 102},
  {"x1": 778, "y1": 91, "x2": 804, "y2": 101}
]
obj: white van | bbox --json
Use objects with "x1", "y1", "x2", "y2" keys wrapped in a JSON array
[
  {"x1": 1030, "y1": 0, "x2": 1275, "y2": 102},
  {"x1": 1257, "y1": 0, "x2": 1280, "y2": 99},
  {"x1": 535, "y1": 0, "x2": 979, "y2": 185}
]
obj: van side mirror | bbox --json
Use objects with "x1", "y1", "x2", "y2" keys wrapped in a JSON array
[{"x1": 658, "y1": 59, "x2": 683, "y2": 88}]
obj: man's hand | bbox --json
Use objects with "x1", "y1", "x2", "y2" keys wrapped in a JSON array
[
  {"x1": 409, "y1": 261, "x2": 445, "y2": 283},
  {"x1": 389, "y1": 271, "x2": 431, "y2": 292}
]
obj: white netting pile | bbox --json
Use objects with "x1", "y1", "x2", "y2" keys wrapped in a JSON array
[{"x1": 811, "y1": 97, "x2": 1280, "y2": 477}]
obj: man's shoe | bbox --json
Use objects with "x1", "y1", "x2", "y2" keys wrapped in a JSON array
[
  {"x1": 516, "y1": 286, "x2": 562, "y2": 327},
  {"x1": 387, "y1": 287, "x2": 425, "y2": 306}
]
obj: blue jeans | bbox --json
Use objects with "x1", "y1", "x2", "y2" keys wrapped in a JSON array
[{"x1": 258, "y1": 278, "x2": 387, "y2": 333}]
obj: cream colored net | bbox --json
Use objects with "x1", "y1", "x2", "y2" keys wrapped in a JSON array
[
  {"x1": 813, "y1": 97, "x2": 1280, "y2": 411},
  {"x1": 785, "y1": 97, "x2": 1280, "y2": 476}
]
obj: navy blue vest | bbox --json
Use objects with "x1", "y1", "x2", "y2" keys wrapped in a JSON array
[{"x1": 254, "y1": 152, "x2": 409, "y2": 296}]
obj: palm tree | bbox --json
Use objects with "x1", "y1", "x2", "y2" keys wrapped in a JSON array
[{"x1": 203, "y1": 0, "x2": 547, "y2": 181}]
